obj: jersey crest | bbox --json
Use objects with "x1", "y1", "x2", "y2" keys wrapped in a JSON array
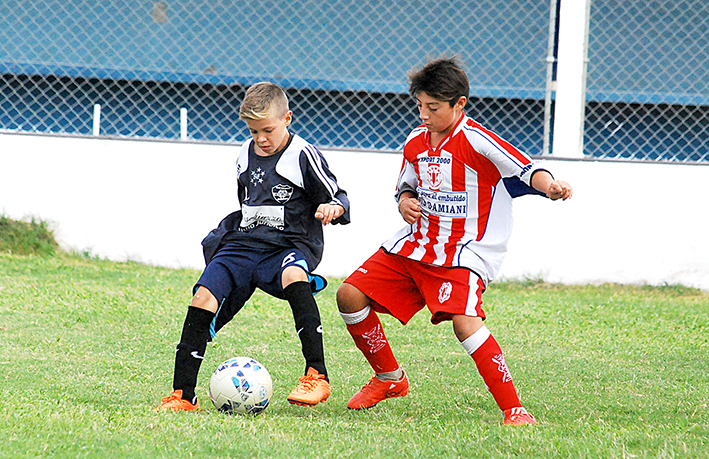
[
  {"x1": 271, "y1": 184, "x2": 293, "y2": 203},
  {"x1": 426, "y1": 163, "x2": 443, "y2": 190}
]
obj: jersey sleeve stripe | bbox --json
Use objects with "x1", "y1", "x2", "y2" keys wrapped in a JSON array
[
  {"x1": 303, "y1": 145, "x2": 339, "y2": 199},
  {"x1": 465, "y1": 125, "x2": 532, "y2": 171}
]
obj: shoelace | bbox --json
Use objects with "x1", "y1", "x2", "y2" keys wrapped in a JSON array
[
  {"x1": 161, "y1": 394, "x2": 179, "y2": 403},
  {"x1": 507, "y1": 408, "x2": 534, "y2": 422},
  {"x1": 297, "y1": 375, "x2": 323, "y2": 392},
  {"x1": 359, "y1": 378, "x2": 382, "y2": 394}
]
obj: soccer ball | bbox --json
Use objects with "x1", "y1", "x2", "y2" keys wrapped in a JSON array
[{"x1": 209, "y1": 357, "x2": 273, "y2": 414}]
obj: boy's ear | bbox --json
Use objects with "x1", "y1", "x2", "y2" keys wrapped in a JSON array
[
  {"x1": 455, "y1": 96, "x2": 467, "y2": 109},
  {"x1": 285, "y1": 110, "x2": 293, "y2": 126}
]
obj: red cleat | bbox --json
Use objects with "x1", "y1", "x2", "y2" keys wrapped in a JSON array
[
  {"x1": 503, "y1": 407, "x2": 537, "y2": 425},
  {"x1": 347, "y1": 371, "x2": 409, "y2": 410}
]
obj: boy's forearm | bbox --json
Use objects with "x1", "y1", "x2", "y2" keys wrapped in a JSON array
[
  {"x1": 397, "y1": 189, "x2": 418, "y2": 204},
  {"x1": 398, "y1": 191, "x2": 417, "y2": 202},
  {"x1": 530, "y1": 170, "x2": 554, "y2": 194}
]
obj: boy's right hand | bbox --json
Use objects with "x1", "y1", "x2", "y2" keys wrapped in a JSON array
[
  {"x1": 315, "y1": 203, "x2": 345, "y2": 225},
  {"x1": 398, "y1": 196, "x2": 421, "y2": 224}
]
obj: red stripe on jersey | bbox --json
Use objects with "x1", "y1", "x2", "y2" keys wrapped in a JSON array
[
  {"x1": 444, "y1": 147, "x2": 468, "y2": 264},
  {"x1": 419, "y1": 142, "x2": 441, "y2": 264},
  {"x1": 421, "y1": 214, "x2": 441, "y2": 263},
  {"x1": 458, "y1": 130, "x2": 502, "y2": 242},
  {"x1": 476, "y1": 184, "x2": 495, "y2": 241},
  {"x1": 467, "y1": 118, "x2": 532, "y2": 166},
  {"x1": 397, "y1": 150, "x2": 424, "y2": 258}
]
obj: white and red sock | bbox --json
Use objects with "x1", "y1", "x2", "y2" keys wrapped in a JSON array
[
  {"x1": 461, "y1": 326, "x2": 522, "y2": 411},
  {"x1": 340, "y1": 305, "x2": 400, "y2": 374}
]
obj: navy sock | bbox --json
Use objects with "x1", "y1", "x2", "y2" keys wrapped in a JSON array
[
  {"x1": 173, "y1": 306, "x2": 215, "y2": 402},
  {"x1": 283, "y1": 281, "x2": 328, "y2": 379}
]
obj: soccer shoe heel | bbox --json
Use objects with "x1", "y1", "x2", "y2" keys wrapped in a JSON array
[{"x1": 154, "y1": 390, "x2": 201, "y2": 412}]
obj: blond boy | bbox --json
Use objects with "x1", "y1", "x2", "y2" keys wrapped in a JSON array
[{"x1": 157, "y1": 82, "x2": 350, "y2": 411}]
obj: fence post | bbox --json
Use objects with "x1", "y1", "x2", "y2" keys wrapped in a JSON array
[
  {"x1": 543, "y1": 0, "x2": 559, "y2": 156},
  {"x1": 180, "y1": 108, "x2": 188, "y2": 140},
  {"x1": 552, "y1": 0, "x2": 591, "y2": 157},
  {"x1": 92, "y1": 104, "x2": 101, "y2": 136}
]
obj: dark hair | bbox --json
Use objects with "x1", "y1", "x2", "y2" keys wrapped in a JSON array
[{"x1": 408, "y1": 57, "x2": 469, "y2": 107}]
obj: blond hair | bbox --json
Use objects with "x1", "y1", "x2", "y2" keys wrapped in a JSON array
[{"x1": 239, "y1": 82, "x2": 290, "y2": 120}]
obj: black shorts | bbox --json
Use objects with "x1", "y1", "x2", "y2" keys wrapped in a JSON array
[{"x1": 195, "y1": 244, "x2": 325, "y2": 338}]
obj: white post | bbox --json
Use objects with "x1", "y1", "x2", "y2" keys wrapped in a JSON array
[
  {"x1": 180, "y1": 108, "x2": 188, "y2": 140},
  {"x1": 543, "y1": 0, "x2": 559, "y2": 156},
  {"x1": 92, "y1": 104, "x2": 101, "y2": 136},
  {"x1": 551, "y1": 0, "x2": 592, "y2": 158}
]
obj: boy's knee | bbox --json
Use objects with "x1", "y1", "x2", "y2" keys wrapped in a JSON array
[
  {"x1": 281, "y1": 265, "x2": 308, "y2": 287},
  {"x1": 191, "y1": 286, "x2": 219, "y2": 313},
  {"x1": 336, "y1": 282, "x2": 369, "y2": 313},
  {"x1": 451, "y1": 314, "x2": 485, "y2": 342}
]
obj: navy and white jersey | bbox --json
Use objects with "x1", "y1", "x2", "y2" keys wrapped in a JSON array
[{"x1": 201, "y1": 133, "x2": 350, "y2": 270}]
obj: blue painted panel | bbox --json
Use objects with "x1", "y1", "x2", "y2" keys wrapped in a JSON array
[
  {"x1": 0, "y1": 0, "x2": 550, "y2": 98},
  {"x1": 587, "y1": 0, "x2": 709, "y2": 105}
]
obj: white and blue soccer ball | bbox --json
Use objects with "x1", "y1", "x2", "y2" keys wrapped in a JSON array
[{"x1": 209, "y1": 357, "x2": 273, "y2": 414}]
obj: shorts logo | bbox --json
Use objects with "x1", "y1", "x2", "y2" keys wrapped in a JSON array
[
  {"x1": 282, "y1": 251, "x2": 297, "y2": 267},
  {"x1": 492, "y1": 354, "x2": 513, "y2": 383},
  {"x1": 438, "y1": 282, "x2": 453, "y2": 303},
  {"x1": 362, "y1": 324, "x2": 387, "y2": 354},
  {"x1": 357, "y1": 267, "x2": 368, "y2": 274},
  {"x1": 272, "y1": 184, "x2": 294, "y2": 203},
  {"x1": 426, "y1": 164, "x2": 443, "y2": 190}
]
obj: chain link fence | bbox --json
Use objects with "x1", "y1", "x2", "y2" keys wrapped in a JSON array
[
  {"x1": 585, "y1": 0, "x2": 709, "y2": 162},
  {"x1": 0, "y1": 0, "x2": 550, "y2": 154},
  {"x1": 1, "y1": 1, "x2": 707, "y2": 163}
]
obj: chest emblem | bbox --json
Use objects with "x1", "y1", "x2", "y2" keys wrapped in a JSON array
[
  {"x1": 250, "y1": 167, "x2": 265, "y2": 186},
  {"x1": 426, "y1": 163, "x2": 444, "y2": 190},
  {"x1": 272, "y1": 184, "x2": 294, "y2": 203}
]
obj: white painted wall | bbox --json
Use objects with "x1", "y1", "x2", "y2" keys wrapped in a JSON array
[{"x1": 2, "y1": 132, "x2": 708, "y2": 290}]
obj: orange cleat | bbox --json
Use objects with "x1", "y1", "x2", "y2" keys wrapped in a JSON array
[
  {"x1": 347, "y1": 371, "x2": 409, "y2": 410},
  {"x1": 503, "y1": 407, "x2": 537, "y2": 425},
  {"x1": 154, "y1": 390, "x2": 200, "y2": 412},
  {"x1": 287, "y1": 368, "x2": 331, "y2": 406}
]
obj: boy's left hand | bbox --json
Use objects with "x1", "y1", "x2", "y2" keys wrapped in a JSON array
[
  {"x1": 547, "y1": 180, "x2": 573, "y2": 201},
  {"x1": 315, "y1": 203, "x2": 345, "y2": 225}
]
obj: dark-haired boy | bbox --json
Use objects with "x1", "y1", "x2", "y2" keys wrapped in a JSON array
[{"x1": 336, "y1": 58, "x2": 572, "y2": 425}]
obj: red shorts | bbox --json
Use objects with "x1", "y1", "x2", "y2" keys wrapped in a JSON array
[{"x1": 344, "y1": 248, "x2": 486, "y2": 325}]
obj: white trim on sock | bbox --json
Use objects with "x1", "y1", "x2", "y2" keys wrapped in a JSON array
[
  {"x1": 460, "y1": 325, "x2": 491, "y2": 355},
  {"x1": 376, "y1": 369, "x2": 403, "y2": 381},
  {"x1": 339, "y1": 305, "x2": 371, "y2": 325}
]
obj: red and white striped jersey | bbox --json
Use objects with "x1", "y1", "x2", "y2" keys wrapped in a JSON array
[{"x1": 382, "y1": 114, "x2": 546, "y2": 285}]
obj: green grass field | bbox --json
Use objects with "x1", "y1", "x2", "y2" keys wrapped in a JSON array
[{"x1": 1, "y1": 252, "x2": 707, "y2": 458}]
